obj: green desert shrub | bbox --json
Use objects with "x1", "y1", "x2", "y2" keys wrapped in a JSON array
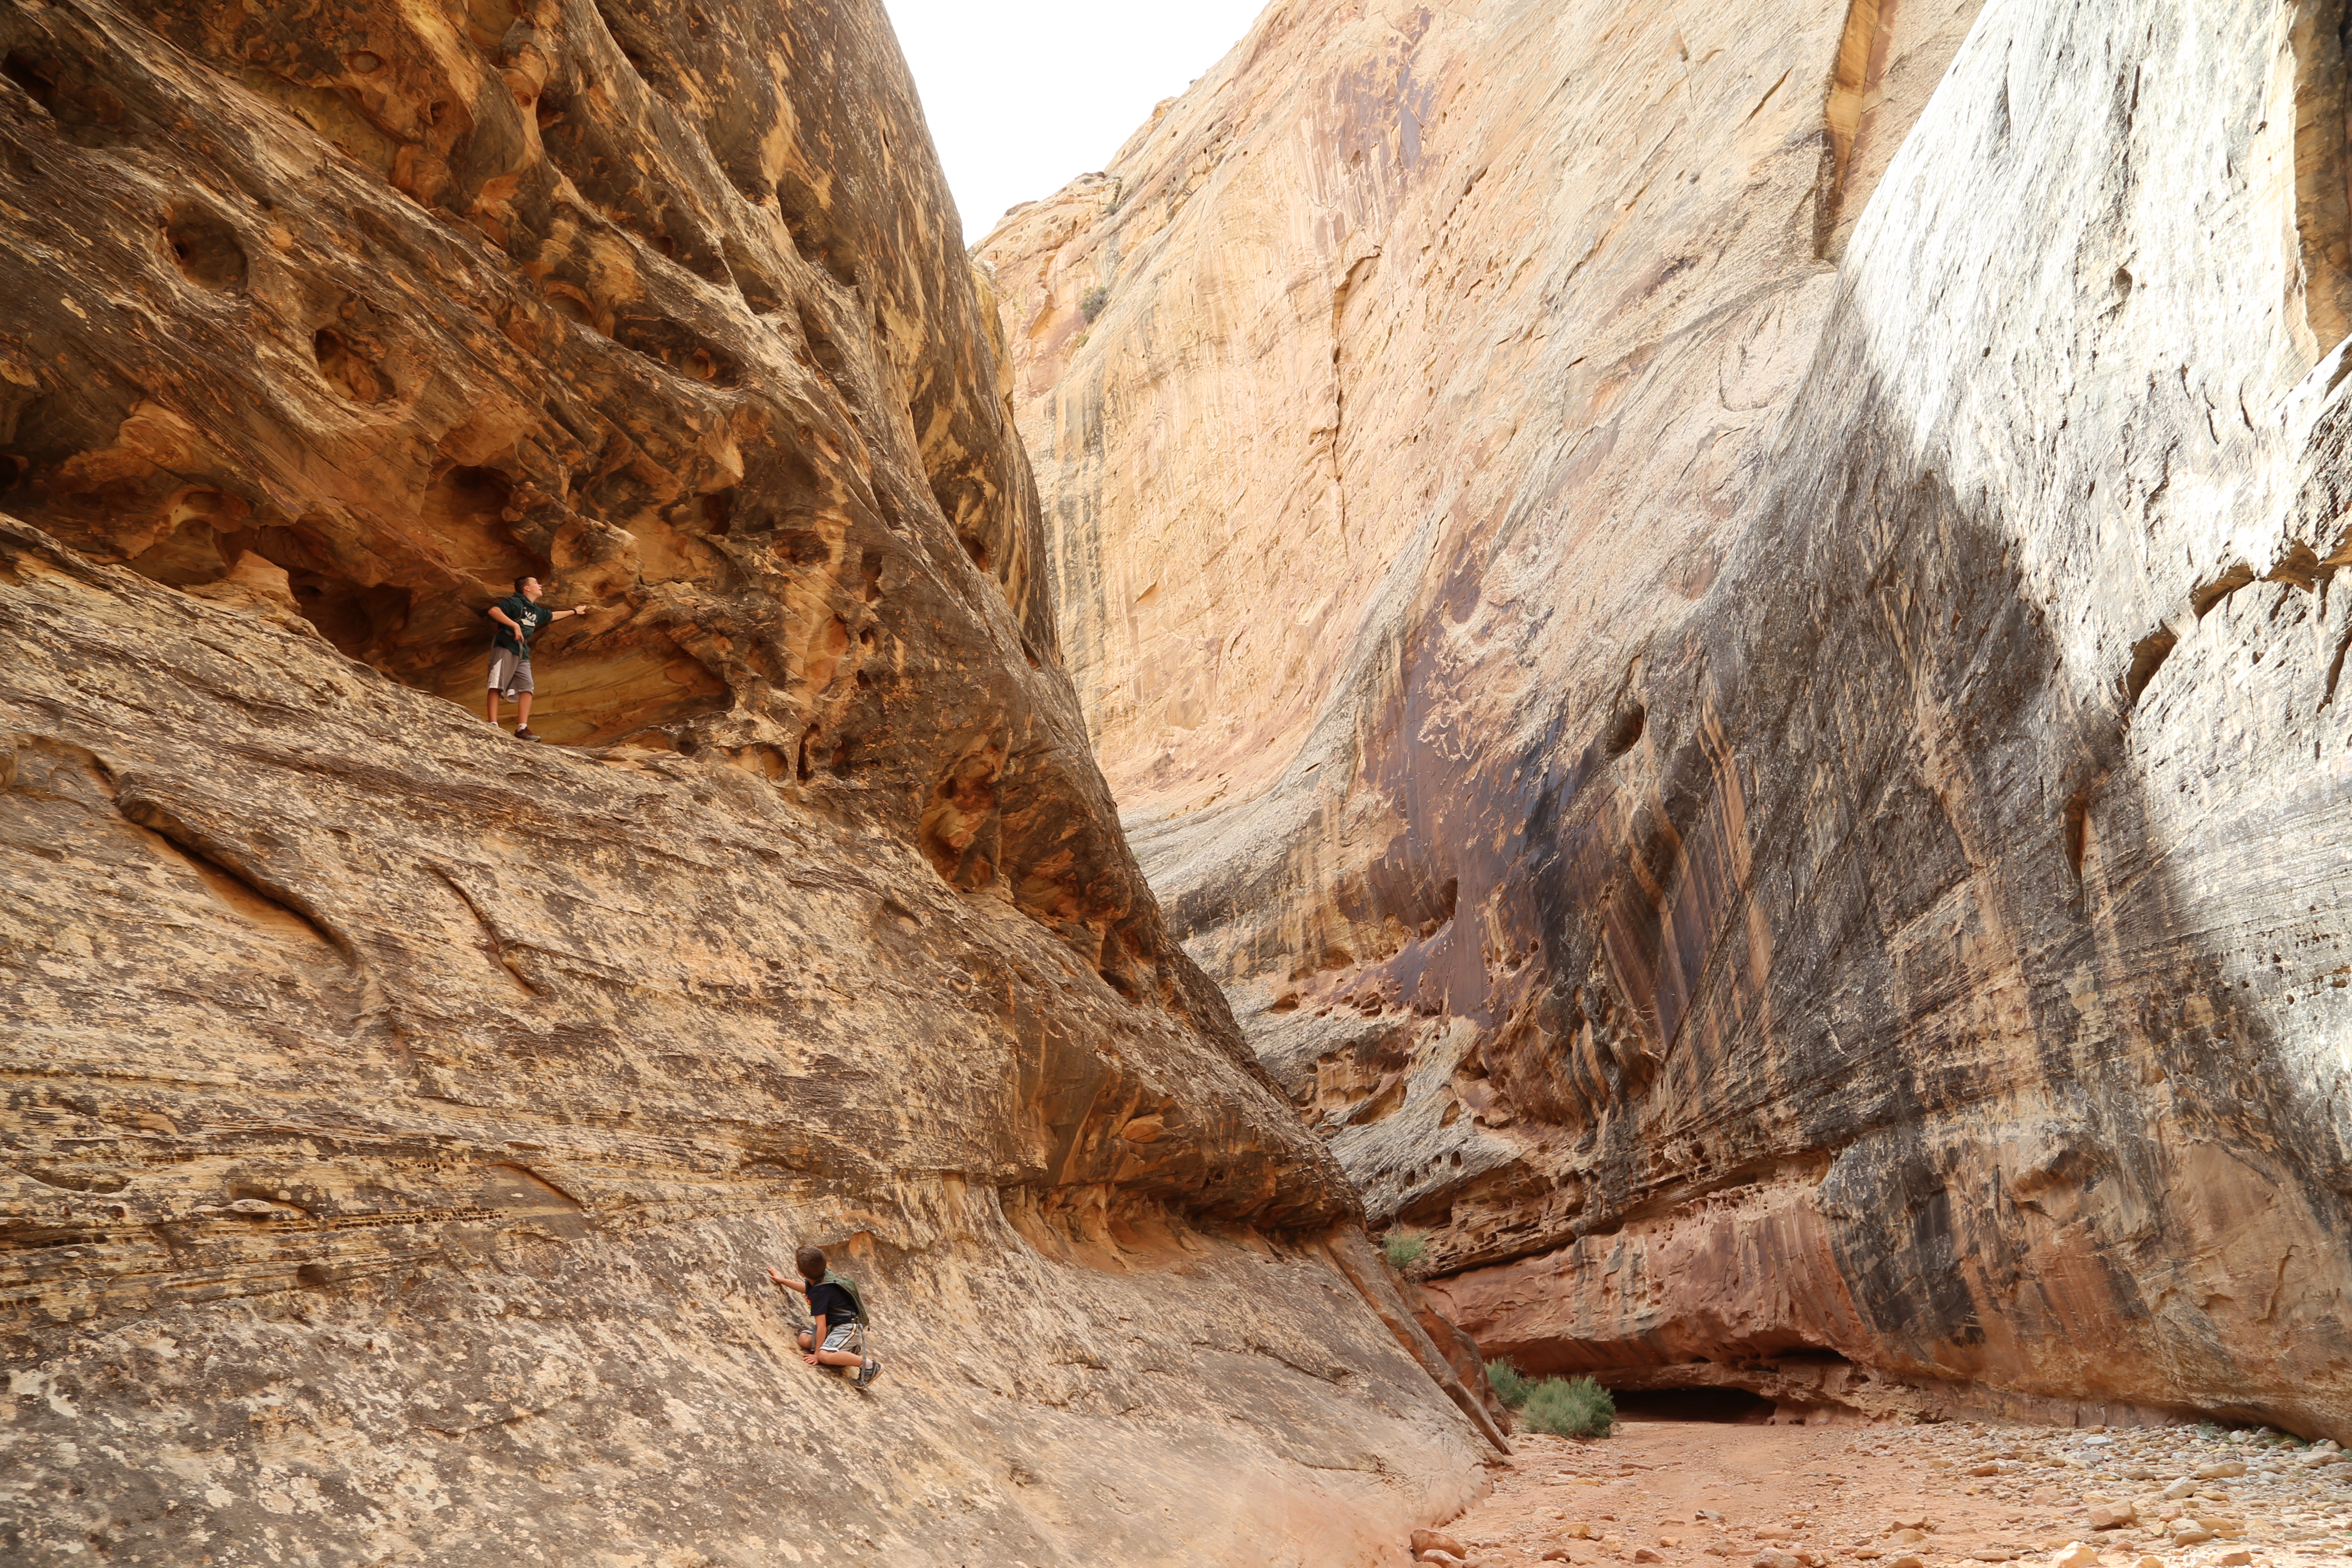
[
  {"x1": 1485, "y1": 1359, "x2": 1533, "y2": 1409},
  {"x1": 1519, "y1": 1375, "x2": 1615, "y2": 1438},
  {"x1": 1080, "y1": 285, "x2": 1110, "y2": 322},
  {"x1": 1381, "y1": 1230, "x2": 1427, "y2": 1271}
]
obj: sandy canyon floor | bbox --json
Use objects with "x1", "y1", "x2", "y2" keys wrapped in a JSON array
[{"x1": 1409, "y1": 1420, "x2": 2352, "y2": 1568}]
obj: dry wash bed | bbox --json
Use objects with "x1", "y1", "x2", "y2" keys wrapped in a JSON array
[{"x1": 1406, "y1": 1419, "x2": 2352, "y2": 1568}]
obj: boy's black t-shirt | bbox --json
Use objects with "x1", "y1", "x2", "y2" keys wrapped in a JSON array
[
  {"x1": 493, "y1": 595, "x2": 553, "y2": 655},
  {"x1": 805, "y1": 1278, "x2": 858, "y2": 1328}
]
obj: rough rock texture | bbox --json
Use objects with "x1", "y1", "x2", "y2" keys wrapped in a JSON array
[
  {"x1": 980, "y1": 0, "x2": 2352, "y2": 1439},
  {"x1": 0, "y1": 3, "x2": 1503, "y2": 1562},
  {"x1": 1415, "y1": 1420, "x2": 2352, "y2": 1566}
]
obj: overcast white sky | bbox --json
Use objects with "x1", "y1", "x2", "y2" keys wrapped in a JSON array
[{"x1": 881, "y1": 0, "x2": 1271, "y2": 245}]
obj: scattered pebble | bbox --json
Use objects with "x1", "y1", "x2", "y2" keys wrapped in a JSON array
[{"x1": 1394, "y1": 1418, "x2": 2352, "y2": 1568}]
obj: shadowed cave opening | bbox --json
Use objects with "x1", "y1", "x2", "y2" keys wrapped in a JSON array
[
  {"x1": 116, "y1": 466, "x2": 730, "y2": 747},
  {"x1": 1606, "y1": 1386, "x2": 1779, "y2": 1424}
]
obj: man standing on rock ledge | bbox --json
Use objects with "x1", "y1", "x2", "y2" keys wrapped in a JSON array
[{"x1": 486, "y1": 575, "x2": 594, "y2": 742}]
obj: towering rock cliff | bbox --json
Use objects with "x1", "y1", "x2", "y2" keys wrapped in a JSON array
[
  {"x1": 980, "y1": 0, "x2": 2352, "y2": 1436},
  {"x1": 0, "y1": 3, "x2": 1503, "y2": 1563}
]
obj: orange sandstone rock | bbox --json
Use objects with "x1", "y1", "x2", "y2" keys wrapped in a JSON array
[
  {"x1": 981, "y1": 0, "x2": 2352, "y2": 1441},
  {"x1": 0, "y1": 1, "x2": 1501, "y2": 1562}
]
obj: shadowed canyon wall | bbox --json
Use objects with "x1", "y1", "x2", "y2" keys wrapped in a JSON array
[
  {"x1": 0, "y1": 3, "x2": 1505, "y2": 1563},
  {"x1": 980, "y1": 0, "x2": 2352, "y2": 1437}
]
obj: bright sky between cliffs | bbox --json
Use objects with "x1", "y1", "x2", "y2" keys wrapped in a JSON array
[{"x1": 882, "y1": 0, "x2": 1272, "y2": 245}]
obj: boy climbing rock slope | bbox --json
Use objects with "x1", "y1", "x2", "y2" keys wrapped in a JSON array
[{"x1": 769, "y1": 1246, "x2": 883, "y2": 1390}]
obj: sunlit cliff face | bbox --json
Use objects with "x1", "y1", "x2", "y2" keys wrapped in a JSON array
[{"x1": 982, "y1": 0, "x2": 2352, "y2": 1437}]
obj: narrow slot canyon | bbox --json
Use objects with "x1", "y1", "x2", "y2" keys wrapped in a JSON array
[{"x1": 3, "y1": 0, "x2": 2352, "y2": 1564}]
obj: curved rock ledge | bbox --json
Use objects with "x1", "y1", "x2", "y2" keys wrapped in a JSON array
[{"x1": 0, "y1": 3, "x2": 1498, "y2": 1562}]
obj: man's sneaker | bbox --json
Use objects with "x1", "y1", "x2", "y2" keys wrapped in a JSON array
[
  {"x1": 851, "y1": 1357, "x2": 884, "y2": 1390},
  {"x1": 514, "y1": 727, "x2": 543, "y2": 743}
]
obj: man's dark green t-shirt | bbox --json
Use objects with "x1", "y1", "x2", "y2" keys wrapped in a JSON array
[{"x1": 493, "y1": 595, "x2": 553, "y2": 656}]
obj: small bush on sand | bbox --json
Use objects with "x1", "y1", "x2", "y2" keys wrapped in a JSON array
[
  {"x1": 1519, "y1": 1375, "x2": 1615, "y2": 1438},
  {"x1": 1485, "y1": 1359, "x2": 1533, "y2": 1409},
  {"x1": 1381, "y1": 1230, "x2": 1427, "y2": 1271}
]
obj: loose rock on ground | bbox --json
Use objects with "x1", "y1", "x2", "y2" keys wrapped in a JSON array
[{"x1": 1409, "y1": 1421, "x2": 2352, "y2": 1568}]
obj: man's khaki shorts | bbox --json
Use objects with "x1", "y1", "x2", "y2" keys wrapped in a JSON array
[{"x1": 487, "y1": 648, "x2": 533, "y2": 695}]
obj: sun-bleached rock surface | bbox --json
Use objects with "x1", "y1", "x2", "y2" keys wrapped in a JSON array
[
  {"x1": 0, "y1": 3, "x2": 1503, "y2": 1562},
  {"x1": 980, "y1": 0, "x2": 2352, "y2": 1439}
]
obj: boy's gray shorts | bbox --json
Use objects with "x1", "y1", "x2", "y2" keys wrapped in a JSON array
[
  {"x1": 818, "y1": 1321, "x2": 860, "y2": 1354},
  {"x1": 487, "y1": 649, "x2": 533, "y2": 694}
]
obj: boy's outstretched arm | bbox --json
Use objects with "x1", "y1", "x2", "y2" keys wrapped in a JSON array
[{"x1": 765, "y1": 1265, "x2": 808, "y2": 1298}]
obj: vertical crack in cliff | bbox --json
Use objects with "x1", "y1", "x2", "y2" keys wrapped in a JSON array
[
  {"x1": 1815, "y1": 0, "x2": 1898, "y2": 259},
  {"x1": 2291, "y1": 0, "x2": 2352, "y2": 355},
  {"x1": 1328, "y1": 254, "x2": 1379, "y2": 551},
  {"x1": 2322, "y1": 600, "x2": 2352, "y2": 710}
]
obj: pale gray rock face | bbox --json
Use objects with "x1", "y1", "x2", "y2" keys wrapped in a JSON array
[
  {"x1": 0, "y1": 1, "x2": 1499, "y2": 1562},
  {"x1": 984, "y1": 0, "x2": 2352, "y2": 1437}
]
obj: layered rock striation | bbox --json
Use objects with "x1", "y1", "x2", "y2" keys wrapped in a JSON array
[
  {"x1": 981, "y1": 0, "x2": 2352, "y2": 1436},
  {"x1": 0, "y1": 3, "x2": 1502, "y2": 1562}
]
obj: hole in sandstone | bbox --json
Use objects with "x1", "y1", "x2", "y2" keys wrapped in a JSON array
[
  {"x1": 612, "y1": 315, "x2": 739, "y2": 386},
  {"x1": 1608, "y1": 1386, "x2": 1778, "y2": 1423},
  {"x1": 698, "y1": 490, "x2": 734, "y2": 536},
  {"x1": 776, "y1": 169, "x2": 861, "y2": 287},
  {"x1": 2268, "y1": 539, "x2": 2327, "y2": 589},
  {"x1": 722, "y1": 236, "x2": 784, "y2": 313},
  {"x1": 2, "y1": 49, "x2": 62, "y2": 114},
  {"x1": 2120, "y1": 626, "x2": 2177, "y2": 708},
  {"x1": 542, "y1": 283, "x2": 598, "y2": 328},
  {"x1": 346, "y1": 51, "x2": 382, "y2": 75},
  {"x1": 312, "y1": 328, "x2": 383, "y2": 404},
  {"x1": 796, "y1": 300, "x2": 849, "y2": 382},
  {"x1": 962, "y1": 534, "x2": 991, "y2": 571},
  {"x1": 778, "y1": 529, "x2": 829, "y2": 566},
  {"x1": 1604, "y1": 704, "x2": 1645, "y2": 757},
  {"x1": 919, "y1": 744, "x2": 1003, "y2": 890},
  {"x1": 3, "y1": 47, "x2": 122, "y2": 131},
  {"x1": 859, "y1": 548, "x2": 884, "y2": 602},
  {"x1": 2063, "y1": 789, "x2": 2092, "y2": 882},
  {"x1": 172, "y1": 473, "x2": 729, "y2": 745},
  {"x1": 2192, "y1": 561, "x2": 2257, "y2": 616},
  {"x1": 162, "y1": 204, "x2": 248, "y2": 293}
]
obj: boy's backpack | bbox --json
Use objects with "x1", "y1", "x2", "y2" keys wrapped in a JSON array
[{"x1": 824, "y1": 1270, "x2": 868, "y2": 1326}]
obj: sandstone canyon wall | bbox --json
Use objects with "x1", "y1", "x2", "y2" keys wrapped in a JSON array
[
  {"x1": 981, "y1": 0, "x2": 2352, "y2": 1438},
  {"x1": 0, "y1": 3, "x2": 1504, "y2": 1564}
]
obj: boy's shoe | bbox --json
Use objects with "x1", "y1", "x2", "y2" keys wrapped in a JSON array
[
  {"x1": 514, "y1": 728, "x2": 543, "y2": 742},
  {"x1": 851, "y1": 1357, "x2": 884, "y2": 1390}
]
